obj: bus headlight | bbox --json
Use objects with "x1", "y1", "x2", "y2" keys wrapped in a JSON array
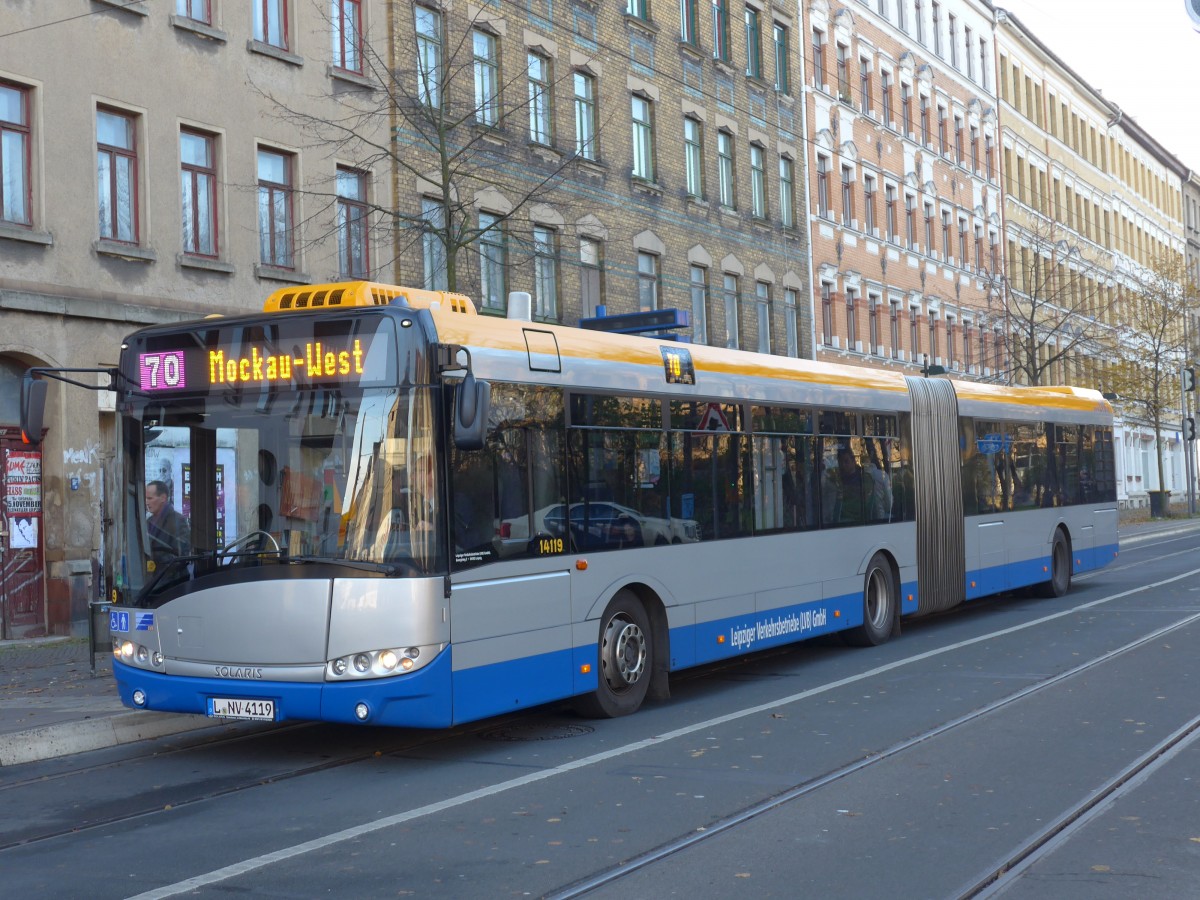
[
  {"x1": 136, "y1": 645, "x2": 149, "y2": 664},
  {"x1": 121, "y1": 641, "x2": 135, "y2": 659},
  {"x1": 326, "y1": 645, "x2": 440, "y2": 680}
]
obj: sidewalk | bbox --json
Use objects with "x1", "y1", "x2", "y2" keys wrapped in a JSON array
[{"x1": 2, "y1": 515, "x2": 1199, "y2": 767}]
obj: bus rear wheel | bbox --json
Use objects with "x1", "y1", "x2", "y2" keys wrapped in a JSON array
[
  {"x1": 574, "y1": 590, "x2": 653, "y2": 718},
  {"x1": 1036, "y1": 529, "x2": 1071, "y2": 598},
  {"x1": 845, "y1": 553, "x2": 896, "y2": 647}
]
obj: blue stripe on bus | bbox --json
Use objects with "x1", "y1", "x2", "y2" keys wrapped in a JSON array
[
  {"x1": 964, "y1": 542, "x2": 1119, "y2": 601},
  {"x1": 451, "y1": 647, "x2": 577, "y2": 724},
  {"x1": 113, "y1": 649, "x2": 456, "y2": 729}
]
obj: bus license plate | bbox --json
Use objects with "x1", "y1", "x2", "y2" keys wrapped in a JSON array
[{"x1": 207, "y1": 697, "x2": 275, "y2": 721}]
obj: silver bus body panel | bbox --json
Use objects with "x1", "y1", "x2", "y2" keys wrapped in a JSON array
[
  {"x1": 156, "y1": 579, "x2": 332, "y2": 666},
  {"x1": 327, "y1": 577, "x2": 448, "y2": 659}
]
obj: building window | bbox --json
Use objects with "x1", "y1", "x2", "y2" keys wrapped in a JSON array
[
  {"x1": 846, "y1": 290, "x2": 857, "y2": 349},
  {"x1": 890, "y1": 300, "x2": 900, "y2": 358},
  {"x1": 881, "y1": 71, "x2": 893, "y2": 124},
  {"x1": 724, "y1": 273, "x2": 740, "y2": 350},
  {"x1": 948, "y1": 14, "x2": 958, "y2": 68},
  {"x1": 958, "y1": 217, "x2": 968, "y2": 265},
  {"x1": 885, "y1": 183, "x2": 897, "y2": 242},
  {"x1": 331, "y1": 0, "x2": 363, "y2": 74},
  {"x1": 929, "y1": 313, "x2": 939, "y2": 360},
  {"x1": 97, "y1": 108, "x2": 138, "y2": 244},
  {"x1": 745, "y1": 7, "x2": 762, "y2": 78},
  {"x1": 773, "y1": 23, "x2": 790, "y2": 93},
  {"x1": 477, "y1": 211, "x2": 506, "y2": 311},
  {"x1": 915, "y1": 0, "x2": 925, "y2": 45},
  {"x1": 681, "y1": 0, "x2": 699, "y2": 46},
  {"x1": 811, "y1": 29, "x2": 825, "y2": 88},
  {"x1": 869, "y1": 295, "x2": 880, "y2": 354},
  {"x1": 335, "y1": 167, "x2": 368, "y2": 277},
  {"x1": 817, "y1": 154, "x2": 830, "y2": 219},
  {"x1": 257, "y1": 147, "x2": 292, "y2": 267},
  {"x1": 863, "y1": 174, "x2": 876, "y2": 233},
  {"x1": 528, "y1": 53, "x2": 552, "y2": 144},
  {"x1": 473, "y1": 30, "x2": 499, "y2": 126},
  {"x1": 415, "y1": 7, "x2": 442, "y2": 108},
  {"x1": 176, "y1": 0, "x2": 211, "y2": 24},
  {"x1": 717, "y1": 130, "x2": 735, "y2": 208},
  {"x1": 920, "y1": 95, "x2": 930, "y2": 146},
  {"x1": 755, "y1": 281, "x2": 771, "y2": 353},
  {"x1": 0, "y1": 81, "x2": 32, "y2": 226},
  {"x1": 637, "y1": 251, "x2": 659, "y2": 311},
  {"x1": 821, "y1": 283, "x2": 833, "y2": 346},
  {"x1": 254, "y1": 0, "x2": 288, "y2": 49},
  {"x1": 905, "y1": 194, "x2": 916, "y2": 250},
  {"x1": 938, "y1": 106, "x2": 948, "y2": 155},
  {"x1": 985, "y1": 135, "x2": 995, "y2": 181},
  {"x1": 569, "y1": 239, "x2": 602, "y2": 325},
  {"x1": 901, "y1": 83, "x2": 912, "y2": 136},
  {"x1": 931, "y1": 1, "x2": 940, "y2": 54},
  {"x1": 940, "y1": 209, "x2": 951, "y2": 262},
  {"x1": 420, "y1": 197, "x2": 446, "y2": 289},
  {"x1": 750, "y1": 144, "x2": 767, "y2": 218},
  {"x1": 947, "y1": 316, "x2": 957, "y2": 367},
  {"x1": 836, "y1": 43, "x2": 851, "y2": 103},
  {"x1": 840, "y1": 165, "x2": 854, "y2": 226},
  {"x1": 954, "y1": 115, "x2": 964, "y2": 164},
  {"x1": 684, "y1": 117, "x2": 703, "y2": 198},
  {"x1": 180, "y1": 130, "x2": 217, "y2": 258},
  {"x1": 779, "y1": 155, "x2": 795, "y2": 228},
  {"x1": 910, "y1": 307, "x2": 920, "y2": 358},
  {"x1": 573, "y1": 71, "x2": 597, "y2": 159},
  {"x1": 533, "y1": 226, "x2": 559, "y2": 318},
  {"x1": 627, "y1": 0, "x2": 649, "y2": 20},
  {"x1": 965, "y1": 26, "x2": 974, "y2": 79},
  {"x1": 631, "y1": 95, "x2": 655, "y2": 180},
  {"x1": 859, "y1": 57, "x2": 872, "y2": 115},
  {"x1": 784, "y1": 287, "x2": 798, "y2": 357},
  {"x1": 690, "y1": 265, "x2": 709, "y2": 344},
  {"x1": 923, "y1": 201, "x2": 934, "y2": 255},
  {"x1": 713, "y1": 0, "x2": 731, "y2": 62},
  {"x1": 970, "y1": 125, "x2": 979, "y2": 171},
  {"x1": 980, "y1": 38, "x2": 989, "y2": 90}
]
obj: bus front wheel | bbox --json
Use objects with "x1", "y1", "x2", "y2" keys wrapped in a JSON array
[
  {"x1": 845, "y1": 552, "x2": 896, "y2": 647},
  {"x1": 574, "y1": 590, "x2": 653, "y2": 718}
]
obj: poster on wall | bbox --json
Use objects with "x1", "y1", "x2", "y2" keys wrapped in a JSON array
[{"x1": 6, "y1": 449, "x2": 41, "y2": 550}]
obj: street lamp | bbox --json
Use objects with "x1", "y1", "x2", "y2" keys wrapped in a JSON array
[{"x1": 921, "y1": 353, "x2": 946, "y2": 377}]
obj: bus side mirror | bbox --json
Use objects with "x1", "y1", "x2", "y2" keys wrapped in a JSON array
[
  {"x1": 20, "y1": 373, "x2": 47, "y2": 446},
  {"x1": 453, "y1": 372, "x2": 491, "y2": 451}
]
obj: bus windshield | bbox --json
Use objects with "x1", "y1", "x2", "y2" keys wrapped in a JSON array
[{"x1": 121, "y1": 384, "x2": 444, "y2": 601}]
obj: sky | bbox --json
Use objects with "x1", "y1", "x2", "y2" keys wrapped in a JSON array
[{"x1": 995, "y1": 0, "x2": 1200, "y2": 172}]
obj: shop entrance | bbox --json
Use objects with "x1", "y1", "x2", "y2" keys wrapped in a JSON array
[{"x1": 1, "y1": 429, "x2": 46, "y2": 639}]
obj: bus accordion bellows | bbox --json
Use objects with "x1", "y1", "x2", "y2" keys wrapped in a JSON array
[{"x1": 70, "y1": 280, "x2": 1114, "y2": 727}]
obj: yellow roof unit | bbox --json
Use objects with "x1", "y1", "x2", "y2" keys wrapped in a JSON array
[{"x1": 262, "y1": 281, "x2": 477, "y2": 315}]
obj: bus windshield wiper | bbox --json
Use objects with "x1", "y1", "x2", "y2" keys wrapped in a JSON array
[{"x1": 281, "y1": 554, "x2": 397, "y2": 575}]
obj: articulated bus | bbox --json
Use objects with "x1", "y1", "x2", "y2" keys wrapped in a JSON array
[{"x1": 25, "y1": 281, "x2": 1117, "y2": 727}]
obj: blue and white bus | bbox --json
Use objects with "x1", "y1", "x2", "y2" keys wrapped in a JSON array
[{"x1": 27, "y1": 281, "x2": 1117, "y2": 727}]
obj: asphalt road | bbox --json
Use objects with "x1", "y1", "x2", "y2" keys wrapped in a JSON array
[{"x1": 2, "y1": 527, "x2": 1199, "y2": 899}]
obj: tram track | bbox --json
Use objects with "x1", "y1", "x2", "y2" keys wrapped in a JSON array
[
  {"x1": 0, "y1": 720, "x2": 479, "y2": 852},
  {"x1": 542, "y1": 607, "x2": 1200, "y2": 900},
  {"x1": 6, "y1": 535, "x2": 1198, "y2": 894}
]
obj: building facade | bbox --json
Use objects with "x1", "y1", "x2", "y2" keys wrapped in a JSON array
[
  {"x1": 800, "y1": 0, "x2": 1003, "y2": 376},
  {"x1": 0, "y1": 0, "x2": 393, "y2": 636},
  {"x1": 995, "y1": 9, "x2": 1191, "y2": 509},
  {"x1": 391, "y1": 1, "x2": 814, "y2": 357}
]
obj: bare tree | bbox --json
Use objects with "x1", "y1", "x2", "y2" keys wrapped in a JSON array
[
  {"x1": 253, "y1": 2, "x2": 614, "y2": 294},
  {"x1": 1107, "y1": 252, "x2": 1199, "y2": 504},
  {"x1": 987, "y1": 216, "x2": 1118, "y2": 386}
]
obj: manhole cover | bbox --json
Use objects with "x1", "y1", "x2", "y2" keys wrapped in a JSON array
[{"x1": 479, "y1": 722, "x2": 595, "y2": 742}]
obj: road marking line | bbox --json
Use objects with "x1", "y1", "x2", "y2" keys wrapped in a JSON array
[{"x1": 128, "y1": 566, "x2": 1200, "y2": 900}]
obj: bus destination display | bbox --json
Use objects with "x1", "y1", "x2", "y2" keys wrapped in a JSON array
[{"x1": 134, "y1": 319, "x2": 394, "y2": 394}]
